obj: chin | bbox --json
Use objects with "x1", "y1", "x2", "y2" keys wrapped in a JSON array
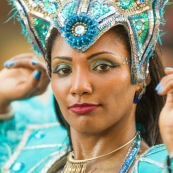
[{"x1": 70, "y1": 117, "x2": 107, "y2": 134}]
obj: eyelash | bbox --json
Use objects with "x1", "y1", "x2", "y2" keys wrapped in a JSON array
[
  {"x1": 93, "y1": 63, "x2": 119, "y2": 72},
  {"x1": 52, "y1": 64, "x2": 72, "y2": 77},
  {"x1": 52, "y1": 62, "x2": 120, "y2": 77}
]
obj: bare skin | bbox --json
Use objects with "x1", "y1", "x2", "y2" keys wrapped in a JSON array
[
  {"x1": 158, "y1": 68, "x2": 173, "y2": 155},
  {"x1": 0, "y1": 53, "x2": 50, "y2": 114},
  {"x1": 51, "y1": 29, "x2": 149, "y2": 172}
]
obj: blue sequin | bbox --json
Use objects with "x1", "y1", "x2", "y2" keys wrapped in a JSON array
[
  {"x1": 34, "y1": 130, "x2": 45, "y2": 139},
  {"x1": 12, "y1": 162, "x2": 25, "y2": 172},
  {"x1": 92, "y1": 2, "x2": 111, "y2": 19}
]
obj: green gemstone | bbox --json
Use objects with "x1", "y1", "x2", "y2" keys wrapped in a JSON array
[
  {"x1": 130, "y1": 12, "x2": 149, "y2": 50},
  {"x1": 33, "y1": 18, "x2": 50, "y2": 48},
  {"x1": 136, "y1": 20, "x2": 143, "y2": 31}
]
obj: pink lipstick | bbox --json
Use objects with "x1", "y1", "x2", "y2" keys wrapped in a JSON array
[{"x1": 69, "y1": 103, "x2": 100, "y2": 115}]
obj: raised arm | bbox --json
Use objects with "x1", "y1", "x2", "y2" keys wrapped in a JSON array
[{"x1": 0, "y1": 53, "x2": 50, "y2": 119}]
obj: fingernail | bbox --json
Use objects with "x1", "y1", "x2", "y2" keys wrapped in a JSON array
[
  {"x1": 157, "y1": 86, "x2": 163, "y2": 94},
  {"x1": 3, "y1": 61, "x2": 15, "y2": 67},
  {"x1": 31, "y1": 60, "x2": 38, "y2": 65},
  {"x1": 165, "y1": 67, "x2": 173, "y2": 71},
  {"x1": 33, "y1": 70, "x2": 41, "y2": 80},
  {"x1": 156, "y1": 83, "x2": 163, "y2": 93},
  {"x1": 155, "y1": 83, "x2": 161, "y2": 90}
]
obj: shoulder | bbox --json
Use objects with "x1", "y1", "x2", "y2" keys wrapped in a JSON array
[
  {"x1": 2, "y1": 123, "x2": 69, "y2": 173},
  {"x1": 132, "y1": 144, "x2": 169, "y2": 173}
]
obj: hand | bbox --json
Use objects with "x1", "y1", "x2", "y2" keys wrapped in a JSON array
[
  {"x1": 0, "y1": 53, "x2": 50, "y2": 114},
  {"x1": 157, "y1": 67, "x2": 173, "y2": 155}
]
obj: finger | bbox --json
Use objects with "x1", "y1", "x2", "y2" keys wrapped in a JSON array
[
  {"x1": 3, "y1": 54, "x2": 38, "y2": 67},
  {"x1": 4, "y1": 59, "x2": 47, "y2": 73},
  {"x1": 15, "y1": 70, "x2": 42, "y2": 98},
  {"x1": 156, "y1": 78, "x2": 173, "y2": 95},
  {"x1": 4, "y1": 59, "x2": 49, "y2": 93},
  {"x1": 165, "y1": 90, "x2": 173, "y2": 107},
  {"x1": 36, "y1": 76, "x2": 50, "y2": 94},
  {"x1": 158, "y1": 74, "x2": 173, "y2": 91},
  {"x1": 165, "y1": 67, "x2": 173, "y2": 75},
  {"x1": 33, "y1": 65, "x2": 50, "y2": 94},
  {"x1": 8, "y1": 53, "x2": 37, "y2": 61},
  {"x1": 28, "y1": 70, "x2": 50, "y2": 97},
  {"x1": 30, "y1": 60, "x2": 47, "y2": 72}
]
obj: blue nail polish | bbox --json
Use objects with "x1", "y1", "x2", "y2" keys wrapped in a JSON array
[
  {"x1": 165, "y1": 67, "x2": 173, "y2": 71},
  {"x1": 34, "y1": 70, "x2": 41, "y2": 80},
  {"x1": 4, "y1": 61, "x2": 15, "y2": 67},
  {"x1": 155, "y1": 83, "x2": 161, "y2": 90},
  {"x1": 157, "y1": 86, "x2": 163, "y2": 93},
  {"x1": 3, "y1": 62, "x2": 8, "y2": 67},
  {"x1": 31, "y1": 60, "x2": 38, "y2": 65}
]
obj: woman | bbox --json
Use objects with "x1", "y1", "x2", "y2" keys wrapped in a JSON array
[{"x1": 5, "y1": 0, "x2": 173, "y2": 172}]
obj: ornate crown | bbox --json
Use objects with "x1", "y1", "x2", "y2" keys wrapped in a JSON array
[{"x1": 10, "y1": 0, "x2": 168, "y2": 83}]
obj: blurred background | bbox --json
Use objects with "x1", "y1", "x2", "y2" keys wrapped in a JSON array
[
  {"x1": 0, "y1": 0, "x2": 33, "y2": 69},
  {"x1": 0, "y1": 0, "x2": 172, "y2": 69}
]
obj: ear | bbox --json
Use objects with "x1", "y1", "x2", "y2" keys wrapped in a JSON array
[
  {"x1": 135, "y1": 82, "x2": 144, "y2": 93},
  {"x1": 134, "y1": 81, "x2": 146, "y2": 104},
  {"x1": 136, "y1": 72, "x2": 151, "y2": 91},
  {"x1": 135, "y1": 75, "x2": 150, "y2": 92}
]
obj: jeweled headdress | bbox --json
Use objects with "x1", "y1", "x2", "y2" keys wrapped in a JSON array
[{"x1": 10, "y1": 0, "x2": 168, "y2": 83}]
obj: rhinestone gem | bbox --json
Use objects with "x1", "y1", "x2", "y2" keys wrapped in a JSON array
[
  {"x1": 34, "y1": 130, "x2": 45, "y2": 139},
  {"x1": 12, "y1": 162, "x2": 25, "y2": 172},
  {"x1": 136, "y1": 20, "x2": 143, "y2": 31},
  {"x1": 74, "y1": 25, "x2": 85, "y2": 35}
]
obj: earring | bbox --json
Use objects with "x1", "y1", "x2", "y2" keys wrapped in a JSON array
[{"x1": 133, "y1": 82, "x2": 146, "y2": 104}]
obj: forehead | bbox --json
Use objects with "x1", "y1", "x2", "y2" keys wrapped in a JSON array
[{"x1": 51, "y1": 28, "x2": 130, "y2": 59}]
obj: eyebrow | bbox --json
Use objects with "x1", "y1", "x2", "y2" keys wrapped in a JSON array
[{"x1": 53, "y1": 51, "x2": 122, "y2": 61}]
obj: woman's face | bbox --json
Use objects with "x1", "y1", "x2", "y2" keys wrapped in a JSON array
[{"x1": 51, "y1": 29, "x2": 139, "y2": 134}]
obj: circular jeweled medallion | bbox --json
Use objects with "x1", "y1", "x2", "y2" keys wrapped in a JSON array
[
  {"x1": 62, "y1": 13, "x2": 99, "y2": 51},
  {"x1": 72, "y1": 22, "x2": 88, "y2": 37}
]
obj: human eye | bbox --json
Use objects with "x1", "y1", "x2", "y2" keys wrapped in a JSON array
[
  {"x1": 52, "y1": 63, "x2": 72, "y2": 77},
  {"x1": 92, "y1": 60, "x2": 120, "y2": 72}
]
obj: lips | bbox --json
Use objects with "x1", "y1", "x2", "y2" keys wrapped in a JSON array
[{"x1": 69, "y1": 103, "x2": 100, "y2": 115}]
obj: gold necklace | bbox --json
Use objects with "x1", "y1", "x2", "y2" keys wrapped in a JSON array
[{"x1": 63, "y1": 132, "x2": 138, "y2": 173}]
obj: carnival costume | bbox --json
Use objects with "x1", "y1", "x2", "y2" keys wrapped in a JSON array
[
  {"x1": 1, "y1": 89, "x2": 69, "y2": 173},
  {"x1": 4, "y1": 0, "x2": 173, "y2": 172}
]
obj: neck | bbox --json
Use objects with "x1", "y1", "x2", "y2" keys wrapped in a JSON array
[{"x1": 71, "y1": 113, "x2": 136, "y2": 160}]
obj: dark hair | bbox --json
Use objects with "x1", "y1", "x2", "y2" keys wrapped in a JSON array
[{"x1": 46, "y1": 26, "x2": 165, "y2": 147}]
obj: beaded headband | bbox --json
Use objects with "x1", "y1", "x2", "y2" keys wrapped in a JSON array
[{"x1": 10, "y1": 0, "x2": 168, "y2": 83}]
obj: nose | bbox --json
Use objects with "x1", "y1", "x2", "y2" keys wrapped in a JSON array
[{"x1": 70, "y1": 69, "x2": 93, "y2": 97}]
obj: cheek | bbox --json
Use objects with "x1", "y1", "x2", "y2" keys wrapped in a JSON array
[
  {"x1": 51, "y1": 76, "x2": 70, "y2": 103},
  {"x1": 98, "y1": 69, "x2": 135, "y2": 107}
]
